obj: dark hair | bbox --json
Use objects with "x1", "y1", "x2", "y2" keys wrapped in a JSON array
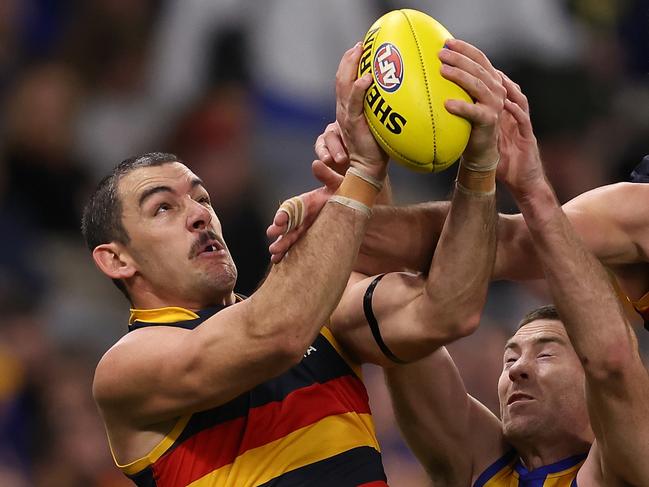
[
  {"x1": 517, "y1": 304, "x2": 561, "y2": 330},
  {"x1": 81, "y1": 152, "x2": 183, "y2": 300}
]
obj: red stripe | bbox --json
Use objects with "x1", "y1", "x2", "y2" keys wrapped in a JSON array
[
  {"x1": 358, "y1": 482, "x2": 389, "y2": 487},
  {"x1": 153, "y1": 374, "x2": 370, "y2": 487}
]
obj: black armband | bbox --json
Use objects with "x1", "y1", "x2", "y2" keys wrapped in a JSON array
[{"x1": 363, "y1": 274, "x2": 407, "y2": 364}]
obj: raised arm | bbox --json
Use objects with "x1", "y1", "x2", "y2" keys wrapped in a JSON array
[
  {"x1": 328, "y1": 38, "x2": 501, "y2": 365},
  {"x1": 499, "y1": 73, "x2": 649, "y2": 485},
  {"x1": 93, "y1": 43, "x2": 388, "y2": 427},
  {"x1": 337, "y1": 39, "x2": 509, "y2": 485}
]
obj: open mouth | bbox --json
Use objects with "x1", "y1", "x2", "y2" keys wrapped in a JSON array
[
  {"x1": 190, "y1": 233, "x2": 226, "y2": 259},
  {"x1": 198, "y1": 240, "x2": 224, "y2": 256},
  {"x1": 507, "y1": 393, "x2": 534, "y2": 405}
]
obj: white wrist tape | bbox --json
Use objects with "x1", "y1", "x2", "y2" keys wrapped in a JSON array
[
  {"x1": 461, "y1": 155, "x2": 500, "y2": 172},
  {"x1": 347, "y1": 166, "x2": 384, "y2": 192},
  {"x1": 328, "y1": 195, "x2": 372, "y2": 217}
]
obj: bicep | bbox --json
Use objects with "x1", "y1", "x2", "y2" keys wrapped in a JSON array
[
  {"x1": 94, "y1": 306, "x2": 295, "y2": 426},
  {"x1": 562, "y1": 183, "x2": 646, "y2": 265},
  {"x1": 384, "y1": 349, "x2": 506, "y2": 483},
  {"x1": 331, "y1": 271, "x2": 449, "y2": 366}
]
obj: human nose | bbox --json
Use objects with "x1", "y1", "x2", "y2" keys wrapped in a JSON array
[
  {"x1": 508, "y1": 355, "x2": 532, "y2": 382},
  {"x1": 186, "y1": 198, "x2": 212, "y2": 231}
]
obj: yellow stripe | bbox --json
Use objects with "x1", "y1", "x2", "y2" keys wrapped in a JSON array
[
  {"x1": 544, "y1": 461, "x2": 583, "y2": 486},
  {"x1": 188, "y1": 412, "x2": 379, "y2": 487},
  {"x1": 321, "y1": 326, "x2": 363, "y2": 379},
  {"x1": 114, "y1": 414, "x2": 192, "y2": 475},
  {"x1": 129, "y1": 306, "x2": 199, "y2": 325}
]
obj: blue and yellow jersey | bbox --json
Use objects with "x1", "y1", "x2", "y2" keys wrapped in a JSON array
[
  {"x1": 109, "y1": 305, "x2": 388, "y2": 487},
  {"x1": 474, "y1": 450, "x2": 587, "y2": 487}
]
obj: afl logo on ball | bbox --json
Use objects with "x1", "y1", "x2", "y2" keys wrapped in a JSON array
[{"x1": 373, "y1": 43, "x2": 404, "y2": 93}]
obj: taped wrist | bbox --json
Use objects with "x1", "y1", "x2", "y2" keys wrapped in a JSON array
[
  {"x1": 456, "y1": 156, "x2": 499, "y2": 196},
  {"x1": 328, "y1": 167, "x2": 384, "y2": 216}
]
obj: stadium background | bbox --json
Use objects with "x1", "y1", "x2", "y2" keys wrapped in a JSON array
[{"x1": 0, "y1": 0, "x2": 647, "y2": 485}]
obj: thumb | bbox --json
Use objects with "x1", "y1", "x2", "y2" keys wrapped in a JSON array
[{"x1": 312, "y1": 160, "x2": 344, "y2": 190}]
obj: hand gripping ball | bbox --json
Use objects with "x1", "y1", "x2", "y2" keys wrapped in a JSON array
[{"x1": 359, "y1": 9, "x2": 472, "y2": 172}]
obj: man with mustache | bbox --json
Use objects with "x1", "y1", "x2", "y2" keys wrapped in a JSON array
[{"x1": 83, "y1": 38, "x2": 505, "y2": 486}]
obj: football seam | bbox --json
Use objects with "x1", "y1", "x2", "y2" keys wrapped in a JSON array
[{"x1": 401, "y1": 10, "x2": 437, "y2": 168}]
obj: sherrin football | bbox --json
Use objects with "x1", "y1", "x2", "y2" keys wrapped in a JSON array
[{"x1": 359, "y1": 9, "x2": 472, "y2": 172}]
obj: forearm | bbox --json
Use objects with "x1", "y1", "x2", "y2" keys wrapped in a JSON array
[
  {"x1": 356, "y1": 201, "x2": 451, "y2": 275},
  {"x1": 421, "y1": 182, "x2": 497, "y2": 338},
  {"x1": 494, "y1": 213, "x2": 544, "y2": 281},
  {"x1": 518, "y1": 181, "x2": 636, "y2": 376},
  {"x1": 250, "y1": 200, "x2": 369, "y2": 353}
]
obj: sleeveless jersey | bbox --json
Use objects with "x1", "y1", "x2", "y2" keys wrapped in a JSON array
[
  {"x1": 474, "y1": 451, "x2": 587, "y2": 487},
  {"x1": 110, "y1": 305, "x2": 388, "y2": 487}
]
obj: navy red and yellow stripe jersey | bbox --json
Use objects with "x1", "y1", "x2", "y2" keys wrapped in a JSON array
[
  {"x1": 474, "y1": 450, "x2": 587, "y2": 487},
  {"x1": 109, "y1": 306, "x2": 388, "y2": 487}
]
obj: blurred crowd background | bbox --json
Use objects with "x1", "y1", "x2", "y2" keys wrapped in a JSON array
[{"x1": 0, "y1": 0, "x2": 647, "y2": 485}]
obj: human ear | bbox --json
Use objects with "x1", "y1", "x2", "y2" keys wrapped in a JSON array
[{"x1": 92, "y1": 243, "x2": 136, "y2": 280}]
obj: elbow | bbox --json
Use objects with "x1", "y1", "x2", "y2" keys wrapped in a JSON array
[
  {"x1": 417, "y1": 299, "x2": 482, "y2": 345},
  {"x1": 441, "y1": 311, "x2": 482, "y2": 342},
  {"x1": 582, "y1": 339, "x2": 635, "y2": 384}
]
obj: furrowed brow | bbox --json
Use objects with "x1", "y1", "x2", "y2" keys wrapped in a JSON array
[{"x1": 138, "y1": 186, "x2": 173, "y2": 207}]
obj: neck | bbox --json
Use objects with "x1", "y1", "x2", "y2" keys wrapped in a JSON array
[
  {"x1": 510, "y1": 433, "x2": 591, "y2": 470},
  {"x1": 130, "y1": 287, "x2": 237, "y2": 311}
]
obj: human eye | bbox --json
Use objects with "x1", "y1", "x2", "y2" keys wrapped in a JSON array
[
  {"x1": 503, "y1": 356, "x2": 517, "y2": 368},
  {"x1": 154, "y1": 202, "x2": 172, "y2": 215},
  {"x1": 197, "y1": 195, "x2": 212, "y2": 206}
]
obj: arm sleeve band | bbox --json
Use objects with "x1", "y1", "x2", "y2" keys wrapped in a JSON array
[{"x1": 363, "y1": 274, "x2": 407, "y2": 364}]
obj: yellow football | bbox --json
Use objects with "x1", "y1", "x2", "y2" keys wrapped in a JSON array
[{"x1": 359, "y1": 9, "x2": 472, "y2": 173}]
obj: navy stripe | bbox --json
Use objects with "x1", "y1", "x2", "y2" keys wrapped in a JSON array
[
  {"x1": 514, "y1": 452, "x2": 588, "y2": 479},
  {"x1": 256, "y1": 446, "x2": 386, "y2": 487},
  {"x1": 571, "y1": 478, "x2": 578, "y2": 487},
  {"x1": 128, "y1": 466, "x2": 157, "y2": 487},
  {"x1": 473, "y1": 450, "x2": 516, "y2": 487},
  {"x1": 173, "y1": 333, "x2": 357, "y2": 446}
]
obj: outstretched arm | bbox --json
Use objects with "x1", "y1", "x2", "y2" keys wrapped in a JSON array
[
  {"x1": 330, "y1": 38, "x2": 502, "y2": 366},
  {"x1": 499, "y1": 73, "x2": 649, "y2": 486},
  {"x1": 93, "y1": 44, "x2": 389, "y2": 427}
]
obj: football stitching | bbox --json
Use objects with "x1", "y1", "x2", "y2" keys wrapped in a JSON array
[{"x1": 401, "y1": 10, "x2": 437, "y2": 169}]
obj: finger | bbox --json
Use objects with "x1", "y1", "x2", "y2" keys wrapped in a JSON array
[
  {"x1": 323, "y1": 130, "x2": 348, "y2": 165},
  {"x1": 444, "y1": 38, "x2": 498, "y2": 77},
  {"x1": 269, "y1": 231, "x2": 301, "y2": 258},
  {"x1": 314, "y1": 134, "x2": 333, "y2": 164},
  {"x1": 441, "y1": 64, "x2": 494, "y2": 105},
  {"x1": 499, "y1": 71, "x2": 529, "y2": 113},
  {"x1": 266, "y1": 212, "x2": 288, "y2": 239},
  {"x1": 504, "y1": 98, "x2": 534, "y2": 139},
  {"x1": 438, "y1": 47, "x2": 502, "y2": 94},
  {"x1": 347, "y1": 73, "x2": 372, "y2": 118},
  {"x1": 335, "y1": 42, "x2": 364, "y2": 97},
  {"x1": 267, "y1": 221, "x2": 287, "y2": 240},
  {"x1": 312, "y1": 160, "x2": 345, "y2": 188},
  {"x1": 445, "y1": 99, "x2": 498, "y2": 128}
]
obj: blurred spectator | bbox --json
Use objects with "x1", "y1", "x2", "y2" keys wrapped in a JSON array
[{"x1": 3, "y1": 62, "x2": 90, "y2": 235}]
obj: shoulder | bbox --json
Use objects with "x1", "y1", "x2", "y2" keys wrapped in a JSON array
[
  {"x1": 93, "y1": 326, "x2": 188, "y2": 409},
  {"x1": 566, "y1": 182, "x2": 648, "y2": 212}
]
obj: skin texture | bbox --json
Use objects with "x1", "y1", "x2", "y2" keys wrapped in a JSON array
[
  {"x1": 91, "y1": 43, "x2": 389, "y2": 465},
  {"x1": 267, "y1": 54, "x2": 649, "y2": 485}
]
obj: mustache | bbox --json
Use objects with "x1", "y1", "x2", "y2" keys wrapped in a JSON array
[{"x1": 189, "y1": 230, "x2": 221, "y2": 258}]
